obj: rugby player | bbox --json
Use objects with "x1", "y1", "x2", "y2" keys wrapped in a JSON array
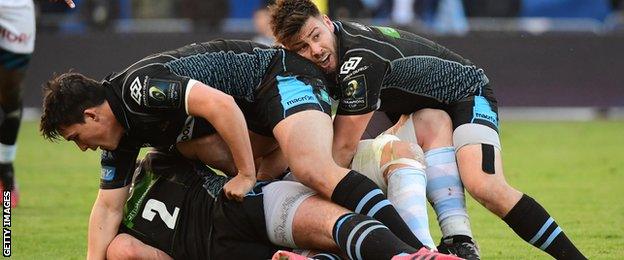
[
  {"x1": 105, "y1": 150, "x2": 460, "y2": 259},
  {"x1": 0, "y1": 0, "x2": 74, "y2": 207},
  {"x1": 269, "y1": 1, "x2": 586, "y2": 259},
  {"x1": 40, "y1": 40, "x2": 433, "y2": 258}
]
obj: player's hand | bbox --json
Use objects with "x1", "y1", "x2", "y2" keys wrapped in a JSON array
[
  {"x1": 49, "y1": 0, "x2": 76, "y2": 8},
  {"x1": 223, "y1": 173, "x2": 256, "y2": 202}
]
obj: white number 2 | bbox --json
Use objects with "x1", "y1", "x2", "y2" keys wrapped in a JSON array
[{"x1": 142, "y1": 199, "x2": 180, "y2": 229}]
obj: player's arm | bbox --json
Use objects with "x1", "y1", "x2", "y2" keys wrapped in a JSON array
[
  {"x1": 333, "y1": 112, "x2": 374, "y2": 167},
  {"x1": 87, "y1": 148, "x2": 137, "y2": 259},
  {"x1": 332, "y1": 51, "x2": 385, "y2": 167},
  {"x1": 87, "y1": 186, "x2": 130, "y2": 260},
  {"x1": 256, "y1": 147, "x2": 289, "y2": 180},
  {"x1": 186, "y1": 81, "x2": 256, "y2": 201}
]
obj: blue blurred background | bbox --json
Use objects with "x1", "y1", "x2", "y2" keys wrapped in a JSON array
[{"x1": 20, "y1": 0, "x2": 624, "y2": 120}]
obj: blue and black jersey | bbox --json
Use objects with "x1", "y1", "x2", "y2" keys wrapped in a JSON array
[
  {"x1": 332, "y1": 21, "x2": 490, "y2": 116},
  {"x1": 99, "y1": 40, "x2": 331, "y2": 189}
]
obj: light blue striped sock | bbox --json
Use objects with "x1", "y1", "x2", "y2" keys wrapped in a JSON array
[
  {"x1": 387, "y1": 166, "x2": 435, "y2": 248},
  {"x1": 425, "y1": 146, "x2": 472, "y2": 238}
]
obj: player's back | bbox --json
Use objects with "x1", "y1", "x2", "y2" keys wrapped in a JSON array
[
  {"x1": 335, "y1": 21, "x2": 490, "y2": 104},
  {"x1": 112, "y1": 39, "x2": 280, "y2": 101},
  {"x1": 122, "y1": 151, "x2": 226, "y2": 259}
]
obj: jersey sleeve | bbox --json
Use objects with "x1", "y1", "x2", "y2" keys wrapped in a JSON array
[
  {"x1": 121, "y1": 63, "x2": 198, "y2": 116},
  {"x1": 335, "y1": 51, "x2": 387, "y2": 115},
  {"x1": 99, "y1": 147, "x2": 140, "y2": 189}
]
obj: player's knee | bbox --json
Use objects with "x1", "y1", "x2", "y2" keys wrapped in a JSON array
[
  {"x1": 289, "y1": 161, "x2": 336, "y2": 192},
  {"x1": 107, "y1": 234, "x2": 143, "y2": 260},
  {"x1": 413, "y1": 109, "x2": 453, "y2": 147},
  {"x1": 463, "y1": 176, "x2": 514, "y2": 213},
  {"x1": 381, "y1": 141, "x2": 425, "y2": 166},
  {"x1": 381, "y1": 140, "x2": 426, "y2": 179}
]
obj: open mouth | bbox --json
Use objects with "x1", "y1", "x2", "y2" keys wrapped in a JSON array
[{"x1": 318, "y1": 53, "x2": 330, "y2": 67}]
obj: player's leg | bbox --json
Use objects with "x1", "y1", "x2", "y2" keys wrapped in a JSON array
[
  {"x1": 261, "y1": 180, "x2": 461, "y2": 260},
  {"x1": 261, "y1": 52, "x2": 426, "y2": 249},
  {"x1": 351, "y1": 134, "x2": 435, "y2": 248},
  {"x1": 451, "y1": 89, "x2": 586, "y2": 259},
  {"x1": 0, "y1": 62, "x2": 25, "y2": 208},
  {"x1": 176, "y1": 133, "x2": 236, "y2": 175},
  {"x1": 386, "y1": 109, "x2": 477, "y2": 257},
  {"x1": 0, "y1": 0, "x2": 36, "y2": 208},
  {"x1": 107, "y1": 233, "x2": 172, "y2": 260},
  {"x1": 273, "y1": 110, "x2": 424, "y2": 249}
]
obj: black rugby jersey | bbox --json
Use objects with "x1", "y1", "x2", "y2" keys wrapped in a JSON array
[
  {"x1": 121, "y1": 151, "x2": 226, "y2": 259},
  {"x1": 332, "y1": 21, "x2": 490, "y2": 115},
  {"x1": 100, "y1": 40, "x2": 279, "y2": 189}
]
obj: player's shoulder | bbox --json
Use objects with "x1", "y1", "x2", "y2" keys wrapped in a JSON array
[{"x1": 107, "y1": 59, "x2": 183, "y2": 116}]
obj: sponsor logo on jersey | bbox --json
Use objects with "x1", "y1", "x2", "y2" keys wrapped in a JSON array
[
  {"x1": 145, "y1": 78, "x2": 181, "y2": 109},
  {"x1": 129, "y1": 77, "x2": 143, "y2": 105},
  {"x1": 101, "y1": 166, "x2": 116, "y2": 181},
  {"x1": 340, "y1": 74, "x2": 368, "y2": 112},
  {"x1": 176, "y1": 116, "x2": 195, "y2": 142},
  {"x1": 346, "y1": 79, "x2": 359, "y2": 97},
  {"x1": 149, "y1": 86, "x2": 166, "y2": 102},
  {"x1": 340, "y1": 57, "x2": 362, "y2": 75},
  {"x1": 343, "y1": 65, "x2": 369, "y2": 81},
  {"x1": 0, "y1": 27, "x2": 31, "y2": 44}
]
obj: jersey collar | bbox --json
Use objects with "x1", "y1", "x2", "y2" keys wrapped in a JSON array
[{"x1": 102, "y1": 74, "x2": 131, "y2": 130}]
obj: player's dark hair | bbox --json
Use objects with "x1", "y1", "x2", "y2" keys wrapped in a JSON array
[
  {"x1": 40, "y1": 72, "x2": 106, "y2": 141},
  {"x1": 269, "y1": 0, "x2": 321, "y2": 45}
]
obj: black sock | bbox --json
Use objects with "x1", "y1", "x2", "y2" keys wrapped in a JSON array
[
  {"x1": 0, "y1": 105, "x2": 22, "y2": 145},
  {"x1": 503, "y1": 194, "x2": 587, "y2": 260},
  {"x1": 0, "y1": 105, "x2": 20, "y2": 190},
  {"x1": 333, "y1": 213, "x2": 416, "y2": 259},
  {"x1": 331, "y1": 170, "x2": 424, "y2": 249}
]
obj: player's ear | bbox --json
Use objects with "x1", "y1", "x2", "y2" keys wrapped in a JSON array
[
  {"x1": 322, "y1": 15, "x2": 333, "y2": 33},
  {"x1": 83, "y1": 108, "x2": 98, "y2": 121}
]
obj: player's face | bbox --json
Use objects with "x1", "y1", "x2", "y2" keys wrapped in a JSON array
[
  {"x1": 284, "y1": 15, "x2": 338, "y2": 74},
  {"x1": 60, "y1": 111, "x2": 122, "y2": 152}
]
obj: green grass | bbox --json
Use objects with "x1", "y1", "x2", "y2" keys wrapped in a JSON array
[{"x1": 11, "y1": 121, "x2": 624, "y2": 259}]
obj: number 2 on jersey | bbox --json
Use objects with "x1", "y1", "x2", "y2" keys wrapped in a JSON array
[{"x1": 142, "y1": 199, "x2": 180, "y2": 229}]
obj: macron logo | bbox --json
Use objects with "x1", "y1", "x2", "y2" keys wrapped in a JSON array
[{"x1": 286, "y1": 95, "x2": 314, "y2": 106}]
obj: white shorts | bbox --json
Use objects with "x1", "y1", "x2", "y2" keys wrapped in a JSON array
[
  {"x1": 0, "y1": 1, "x2": 36, "y2": 54},
  {"x1": 262, "y1": 180, "x2": 316, "y2": 248}
]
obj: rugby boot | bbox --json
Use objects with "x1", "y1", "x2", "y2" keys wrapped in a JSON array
[
  {"x1": 0, "y1": 163, "x2": 18, "y2": 208},
  {"x1": 392, "y1": 247, "x2": 465, "y2": 260},
  {"x1": 272, "y1": 250, "x2": 311, "y2": 260},
  {"x1": 437, "y1": 235, "x2": 480, "y2": 260}
]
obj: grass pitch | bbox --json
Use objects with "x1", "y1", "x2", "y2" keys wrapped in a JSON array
[{"x1": 11, "y1": 121, "x2": 624, "y2": 259}]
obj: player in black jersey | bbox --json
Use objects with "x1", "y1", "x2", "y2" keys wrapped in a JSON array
[
  {"x1": 40, "y1": 40, "x2": 436, "y2": 258},
  {"x1": 269, "y1": 1, "x2": 586, "y2": 259},
  {"x1": 104, "y1": 151, "x2": 460, "y2": 260}
]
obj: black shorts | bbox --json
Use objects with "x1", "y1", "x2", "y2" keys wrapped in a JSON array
[
  {"x1": 240, "y1": 50, "x2": 333, "y2": 136},
  {"x1": 364, "y1": 85, "x2": 499, "y2": 138},
  {"x1": 0, "y1": 48, "x2": 31, "y2": 71},
  {"x1": 210, "y1": 181, "x2": 284, "y2": 259}
]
